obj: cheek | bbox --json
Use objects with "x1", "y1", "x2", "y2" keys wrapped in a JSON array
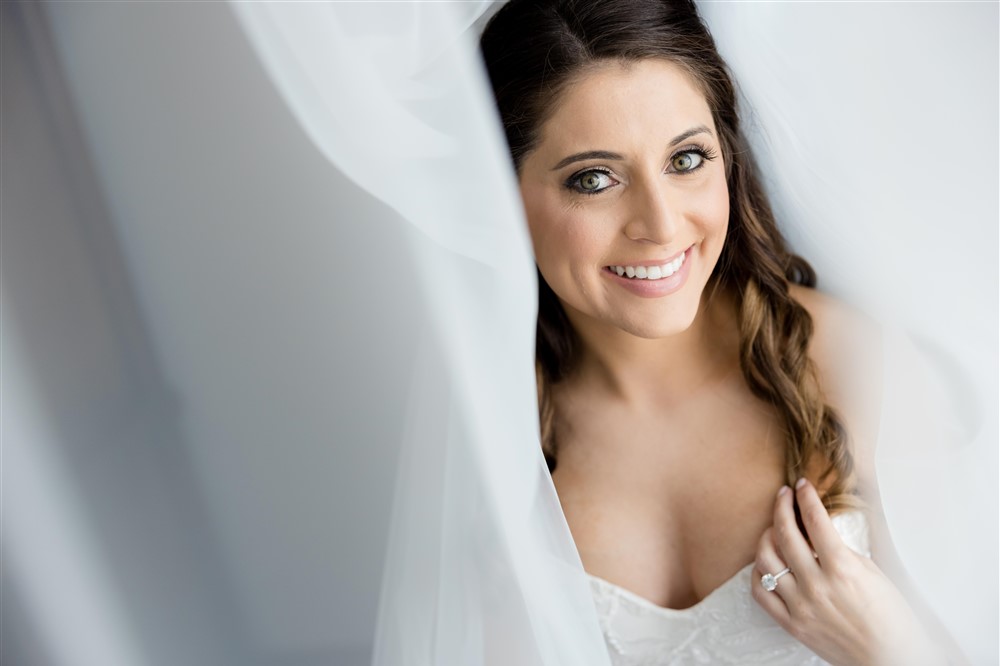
[
  {"x1": 699, "y1": 174, "x2": 731, "y2": 243},
  {"x1": 522, "y1": 191, "x2": 602, "y2": 272}
]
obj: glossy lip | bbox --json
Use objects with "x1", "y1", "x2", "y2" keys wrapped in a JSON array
[
  {"x1": 605, "y1": 244, "x2": 692, "y2": 269},
  {"x1": 602, "y1": 245, "x2": 693, "y2": 298}
]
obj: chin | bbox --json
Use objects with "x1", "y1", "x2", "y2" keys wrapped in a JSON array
[{"x1": 618, "y1": 306, "x2": 700, "y2": 339}]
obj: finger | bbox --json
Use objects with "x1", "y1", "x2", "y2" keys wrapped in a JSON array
[
  {"x1": 751, "y1": 527, "x2": 793, "y2": 629},
  {"x1": 794, "y1": 477, "x2": 847, "y2": 566},
  {"x1": 756, "y1": 524, "x2": 799, "y2": 596},
  {"x1": 773, "y1": 483, "x2": 823, "y2": 579}
]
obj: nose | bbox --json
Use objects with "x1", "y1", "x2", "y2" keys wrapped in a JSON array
[{"x1": 623, "y1": 175, "x2": 680, "y2": 244}]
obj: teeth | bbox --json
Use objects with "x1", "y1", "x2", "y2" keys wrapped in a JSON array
[{"x1": 610, "y1": 251, "x2": 687, "y2": 280}]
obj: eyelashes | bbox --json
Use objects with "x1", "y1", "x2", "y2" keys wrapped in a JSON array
[
  {"x1": 563, "y1": 144, "x2": 719, "y2": 196},
  {"x1": 569, "y1": 168, "x2": 617, "y2": 195}
]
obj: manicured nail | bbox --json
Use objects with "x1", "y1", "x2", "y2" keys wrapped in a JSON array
[
  {"x1": 777, "y1": 485, "x2": 790, "y2": 497},
  {"x1": 795, "y1": 477, "x2": 807, "y2": 490}
]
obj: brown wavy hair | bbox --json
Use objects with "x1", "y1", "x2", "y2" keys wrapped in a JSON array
[{"x1": 480, "y1": 0, "x2": 859, "y2": 512}]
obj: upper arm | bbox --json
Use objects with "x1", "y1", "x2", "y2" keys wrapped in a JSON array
[
  {"x1": 789, "y1": 284, "x2": 968, "y2": 662},
  {"x1": 788, "y1": 283, "x2": 883, "y2": 493},
  {"x1": 788, "y1": 284, "x2": 903, "y2": 575}
]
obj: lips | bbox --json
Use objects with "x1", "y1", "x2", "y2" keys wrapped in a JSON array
[
  {"x1": 602, "y1": 244, "x2": 693, "y2": 298},
  {"x1": 605, "y1": 244, "x2": 694, "y2": 280}
]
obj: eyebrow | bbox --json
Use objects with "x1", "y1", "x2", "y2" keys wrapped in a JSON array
[{"x1": 549, "y1": 124, "x2": 715, "y2": 171}]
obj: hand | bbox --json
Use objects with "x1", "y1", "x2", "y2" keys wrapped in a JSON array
[{"x1": 751, "y1": 478, "x2": 945, "y2": 666}]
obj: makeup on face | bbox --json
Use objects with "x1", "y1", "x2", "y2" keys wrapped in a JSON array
[{"x1": 517, "y1": 58, "x2": 730, "y2": 339}]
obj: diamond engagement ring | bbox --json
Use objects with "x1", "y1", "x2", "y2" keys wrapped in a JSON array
[{"x1": 760, "y1": 567, "x2": 792, "y2": 592}]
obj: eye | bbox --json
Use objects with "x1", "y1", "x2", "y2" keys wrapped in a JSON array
[
  {"x1": 668, "y1": 145, "x2": 718, "y2": 174},
  {"x1": 671, "y1": 150, "x2": 703, "y2": 172},
  {"x1": 566, "y1": 168, "x2": 617, "y2": 195}
]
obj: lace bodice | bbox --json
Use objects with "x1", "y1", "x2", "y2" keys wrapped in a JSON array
[{"x1": 588, "y1": 510, "x2": 871, "y2": 665}]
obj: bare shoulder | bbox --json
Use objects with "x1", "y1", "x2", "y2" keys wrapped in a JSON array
[
  {"x1": 786, "y1": 283, "x2": 883, "y2": 474},
  {"x1": 788, "y1": 287, "x2": 969, "y2": 664},
  {"x1": 786, "y1": 283, "x2": 881, "y2": 366}
]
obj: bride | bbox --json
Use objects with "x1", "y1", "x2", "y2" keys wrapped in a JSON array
[
  {"x1": 10, "y1": 0, "x2": 989, "y2": 664},
  {"x1": 478, "y1": 1, "x2": 965, "y2": 663}
]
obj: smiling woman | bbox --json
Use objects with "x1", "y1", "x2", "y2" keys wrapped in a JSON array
[{"x1": 480, "y1": 1, "x2": 969, "y2": 664}]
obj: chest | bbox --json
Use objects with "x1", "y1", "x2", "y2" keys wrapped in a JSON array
[{"x1": 550, "y1": 379, "x2": 787, "y2": 611}]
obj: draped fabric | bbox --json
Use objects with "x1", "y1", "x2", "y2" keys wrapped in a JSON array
[
  {"x1": 229, "y1": 3, "x2": 611, "y2": 664},
  {"x1": 3, "y1": 1, "x2": 995, "y2": 665}
]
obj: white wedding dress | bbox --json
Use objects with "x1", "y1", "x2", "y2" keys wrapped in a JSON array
[{"x1": 588, "y1": 512, "x2": 870, "y2": 666}]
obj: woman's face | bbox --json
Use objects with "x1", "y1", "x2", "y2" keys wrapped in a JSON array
[{"x1": 518, "y1": 58, "x2": 729, "y2": 339}]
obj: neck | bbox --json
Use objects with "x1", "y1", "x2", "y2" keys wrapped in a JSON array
[{"x1": 560, "y1": 283, "x2": 740, "y2": 410}]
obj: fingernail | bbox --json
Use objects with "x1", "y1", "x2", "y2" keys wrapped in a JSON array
[
  {"x1": 777, "y1": 485, "x2": 790, "y2": 497},
  {"x1": 795, "y1": 477, "x2": 807, "y2": 490}
]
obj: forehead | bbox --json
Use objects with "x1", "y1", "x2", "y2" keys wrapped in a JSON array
[{"x1": 537, "y1": 58, "x2": 714, "y2": 153}]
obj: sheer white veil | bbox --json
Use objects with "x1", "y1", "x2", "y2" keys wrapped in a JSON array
[
  {"x1": 3, "y1": 1, "x2": 995, "y2": 665},
  {"x1": 229, "y1": 3, "x2": 611, "y2": 664},
  {"x1": 696, "y1": 5, "x2": 997, "y2": 660}
]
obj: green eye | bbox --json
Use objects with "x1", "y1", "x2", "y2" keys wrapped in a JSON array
[
  {"x1": 567, "y1": 169, "x2": 615, "y2": 195},
  {"x1": 580, "y1": 172, "x2": 604, "y2": 191},
  {"x1": 672, "y1": 151, "x2": 702, "y2": 172}
]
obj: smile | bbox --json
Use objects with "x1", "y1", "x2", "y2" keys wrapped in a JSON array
[{"x1": 606, "y1": 249, "x2": 687, "y2": 280}]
